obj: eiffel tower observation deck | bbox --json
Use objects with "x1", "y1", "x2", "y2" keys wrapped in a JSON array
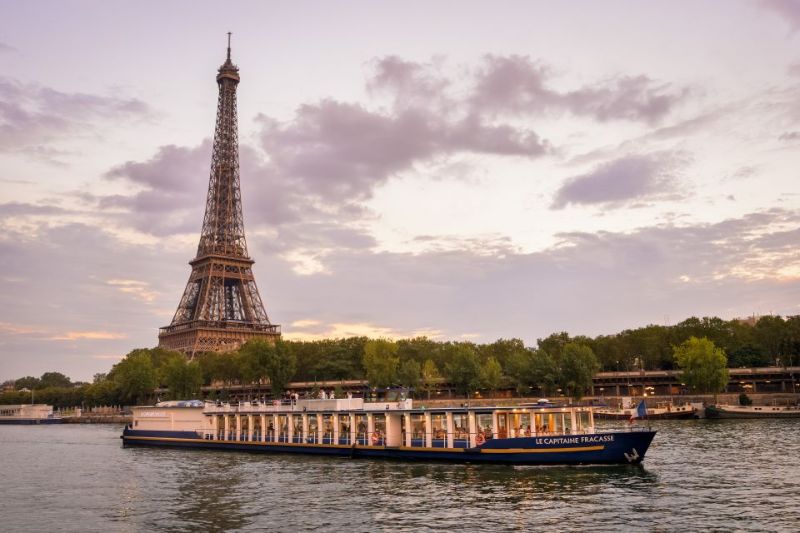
[{"x1": 159, "y1": 34, "x2": 280, "y2": 357}]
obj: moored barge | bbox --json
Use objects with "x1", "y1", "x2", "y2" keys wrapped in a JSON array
[
  {"x1": 0, "y1": 404, "x2": 63, "y2": 425},
  {"x1": 705, "y1": 404, "x2": 800, "y2": 419},
  {"x1": 122, "y1": 398, "x2": 655, "y2": 465}
]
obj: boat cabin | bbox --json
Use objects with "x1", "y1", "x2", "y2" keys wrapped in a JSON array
[{"x1": 131, "y1": 399, "x2": 597, "y2": 449}]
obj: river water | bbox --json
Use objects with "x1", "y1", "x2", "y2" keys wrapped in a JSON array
[{"x1": 1, "y1": 420, "x2": 798, "y2": 532}]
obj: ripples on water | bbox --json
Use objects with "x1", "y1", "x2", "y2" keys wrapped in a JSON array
[{"x1": 1, "y1": 420, "x2": 798, "y2": 532}]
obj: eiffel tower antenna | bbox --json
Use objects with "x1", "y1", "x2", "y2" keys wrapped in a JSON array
[{"x1": 158, "y1": 36, "x2": 280, "y2": 357}]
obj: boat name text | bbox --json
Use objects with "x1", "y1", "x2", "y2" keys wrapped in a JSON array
[{"x1": 534, "y1": 435, "x2": 614, "y2": 445}]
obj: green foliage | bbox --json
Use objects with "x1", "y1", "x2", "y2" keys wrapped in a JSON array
[
  {"x1": 14, "y1": 376, "x2": 40, "y2": 390},
  {"x1": 39, "y1": 372, "x2": 72, "y2": 389},
  {"x1": 263, "y1": 340, "x2": 297, "y2": 396},
  {"x1": 420, "y1": 359, "x2": 441, "y2": 399},
  {"x1": 443, "y1": 343, "x2": 482, "y2": 398},
  {"x1": 397, "y1": 359, "x2": 421, "y2": 389},
  {"x1": 738, "y1": 393, "x2": 752, "y2": 406},
  {"x1": 363, "y1": 339, "x2": 399, "y2": 388},
  {"x1": 674, "y1": 336, "x2": 729, "y2": 394},
  {"x1": 480, "y1": 356, "x2": 503, "y2": 393},
  {"x1": 112, "y1": 351, "x2": 157, "y2": 405},
  {"x1": 84, "y1": 378, "x2": 120, "y2": 406},
  {"x1": 555, "y1": 343, "x2": 600, "y2": 400},
  {"x1": 237, "y1": 339, "x2": 297, "y2": 396},
  {"x1": 161, "y1": 356, "x2": 203, "y2": 400}
]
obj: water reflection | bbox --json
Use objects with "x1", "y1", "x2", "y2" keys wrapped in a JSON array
[{"x1": 2, "y1": 422, "x2": 800, "y2": 532}]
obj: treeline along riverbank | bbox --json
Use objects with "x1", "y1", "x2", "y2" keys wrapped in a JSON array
[{"x1": 2, "y1": 314, "x2": 798, "y2": 407}]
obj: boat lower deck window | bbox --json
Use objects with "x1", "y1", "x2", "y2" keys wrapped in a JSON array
[
  {"x1": 452, "y1": 413, "x2": 468, "y2": 448},
  {"x1": 508, "y1": 412, "x2": 531, "y2": 438},
  {"x1": 476, "y1": 413, "x2": 493, "y2": 441},
  {"x1": 338, "y1": 414, "x2": 351, "y2": 444},
  {"x1": 372, "y1": 414, "x2": 386, "y2": 445},
  {"x1": 410, "y1": 414, "x2": 425, "y2": 446}
]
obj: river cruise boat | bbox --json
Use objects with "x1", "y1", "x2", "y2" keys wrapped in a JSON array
[
  {"x1": 706, "y1": 404, "x2": 800, "y2": 419},
  {"x1": 0, "y1": 404, "x2": 63, "y2": 424},
  {"x1": 122, "y1": 398, "x2": 656, "y2": 465}
]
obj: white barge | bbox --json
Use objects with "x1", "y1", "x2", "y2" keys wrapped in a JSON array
[
  {"x1": 122, "y1": 398, "x2": 656, "y2": 465},
  {"x1": 0, "y1": 404, "x2": 63, "y2": 425}
]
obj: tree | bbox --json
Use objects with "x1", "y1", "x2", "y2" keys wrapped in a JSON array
[
  {"x1": 85, "y1": 378, "x2": 120, "y2": 406},
  {"x1": 161, "y1": 356, "x2": 203, "y2": 400},
  {"x1": 396, "y1": 359, "x2": 421, "y2": 390},
  {"x1": 362, "y1": 339, "x2": 399, "y2": 388},
  {"x1": 238, "y1": 339, "x2": 297, "y2": 397},
  {"x1": 505, "y1": 349, "x2": 534, "y2": 395},
  {"x1": 556, "y1": 343, "x2": 600, "y2": 400},
  {"x1": 39, "y1": 372, "x2": 72, "y2": 389},
  {"x1": 420, "y1": 359, "x2": 442, "y2": 399},
  {"x1": 443, "y1": 343, "x2": 482, "y2": 398},
  {"x1": 673, "y1": 336, "x2": 729, "y2": 395},
  {"x1": 530, "y1": 350, "x2": 559, "y2": 395},
  {"x1": 263, "y1": 340, "x2": 296, "y2": 397},
  {"x1": 112, "y1": 352, "x2": 157, "y2": 405},
  {"x1": 14, "y1": 376, "x2": 40, "y2": 390},
  {"x1": 480, "y1": 356, "x2": 503, "y2": 395}
]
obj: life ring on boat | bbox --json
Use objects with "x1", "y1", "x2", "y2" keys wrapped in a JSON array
[{"x1": 476, "y1": 433, "x2": 486, "y2": 446}]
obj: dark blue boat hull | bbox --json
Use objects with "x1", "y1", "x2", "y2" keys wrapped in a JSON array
[
  {"x1": 122, "y1": 428, "x2": 655, "y2": 465},
  {"x1": 0, "y1": 418, "x2": 63, "y2": 425}
]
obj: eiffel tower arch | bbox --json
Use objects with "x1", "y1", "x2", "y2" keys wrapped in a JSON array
[{"x1": 158, "y1": 35, "x2": 280, "y2": 357}]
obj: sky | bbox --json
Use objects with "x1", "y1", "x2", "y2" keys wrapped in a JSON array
[{"x1": 1, "y1": 0, "x2": 799, "y2": 381}]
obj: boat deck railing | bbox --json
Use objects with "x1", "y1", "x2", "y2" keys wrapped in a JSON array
[
  {"x1": 187, "y1": 426, "x2": 650, "y2": 447},
  {"x1": 203, "y1": 398, "x2": 413, "y2": 414}
]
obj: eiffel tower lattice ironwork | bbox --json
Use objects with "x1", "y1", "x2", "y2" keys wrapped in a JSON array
[{"x1": 158, "y1": 35, "x2": 280, "y2": 356}]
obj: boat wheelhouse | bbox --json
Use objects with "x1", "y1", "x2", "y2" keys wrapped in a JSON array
[
  {"x1": 0, "y1": 404, "x2": 63, "y2": 425},
  {"x1": 122, "y1": 398, "x2": 656, "y2": 465}
]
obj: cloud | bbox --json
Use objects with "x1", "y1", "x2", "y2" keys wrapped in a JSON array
[
  {"x1": 0, "y1": 202, "x2": 71, "y2": 217},
  {"x1": 50, "y1": 331, "x2": 127, "y2": 341},
  {"x1": 367, "y1": 55, "x2": 450, "y2": 109},
  {"x1": 470, "y1": 55, "x2": 687, "y2": 123},
  {"x1": 262, "y1": 208, "x2": 800, "y2": 348},
  {"x1": 0, "y1": 42, "x2": 16, "y2": 54},
  {"x1": 256, "y1": 99, "x2": 547, "y2": 203},
  {"x1": 779, "y1": 131, "x2": 800, "y2": 141},
  {"x1": 551, "y1": 153, "x2": 686, "y2": 209},
  {"x1": 0, "y1": 77, "x2": 150, "y2": 153},
  {"x1": 760, "y1": 0, "x2": 800, "y2": 32}
]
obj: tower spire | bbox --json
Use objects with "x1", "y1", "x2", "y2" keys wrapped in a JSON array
[{"x1": 158, "y1": 39, "x2": 280, "y2": 357}]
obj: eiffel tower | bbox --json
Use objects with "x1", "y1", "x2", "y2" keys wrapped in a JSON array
[{"x1": 158, "y1": 34, "x2": 280, "y2": 357}]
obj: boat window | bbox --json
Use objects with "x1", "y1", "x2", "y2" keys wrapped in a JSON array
[
  {"x1": 277, "y1": 415, "x2": 288, "y2": 442},
  {"x1": 496, "y1": 413, "x2": 508, "y2": 438},
  {"x1": 576, "y1": 411, "x2": 591, "y2": 433},
  {"x1": 355, "y1": 414, "x2": 367, "y2": 444},
  {"x1": 431, "y1": 413, "x2": 446, "y2": 446},
  {"x1": 546, "y1": 413, "x2": 565, "y2": 435},
  {"x1": 308, "y1": 415, "x2": 319, "y2": 443},
  {"x1": 476, "y1": 413, "x2": 493, "y2": 441},
  {"x1": 562, "y1": 412, "x2": 573, "y2": 435},
  {"x1": 241, "y1": 416, "x2": 250, "y2": 440},
  {"x1": 411, "y1": 414, "x2": 426, "y2": 446},
  {"x1": 322, "y1": 414, "x2": 333, "y2": 444},
  {"x1": 509, "y1": 412, "x2": 531, "y2": 438},
  {"x1": 252, "y1": 416, "x2": 262, "y2": 441},
  {"x1": 373, "y1": 414, "x2": 386, "y2": 445},
  {"x1": 339, "y1": 414, "x2": 351, "y2": 444},
  {"x1": 292, "y1": 414, "x2": 303, "y2": 442},
  {"x1": 452, "y1": 412, "x2": 468, "y2": 446}
]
